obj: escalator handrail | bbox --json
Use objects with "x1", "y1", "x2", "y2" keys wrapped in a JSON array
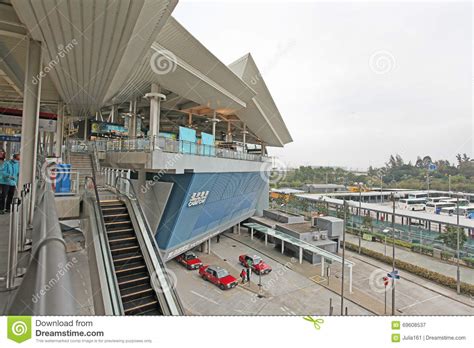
[
  {"x1": 84, "y1": 176, "x2": 124, "y2": 315},
  {"x1": 113, "y1": 176, "x2": 184, "y2": 315}
]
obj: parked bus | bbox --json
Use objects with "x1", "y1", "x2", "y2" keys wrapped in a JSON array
[
  {"x1": 426, "y1": 196, "x2": 451, "y2": 204},
  {"x1": 425, "y1": 201, "x2": 456, "y2": 214},
  {"x1": 439, "y1": 206, "x2": 456, "y2": 216},
  {"x1": 408, "y1": 192, "x2": 428, "y2": 201},
  {"x1": 440, "y1": 198, "x2": 470, "y2": 207},
  {"x1": 398, "y1": 198, "x2": 426, "y2": 211}
]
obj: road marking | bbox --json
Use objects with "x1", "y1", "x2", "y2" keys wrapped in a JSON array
[
  {"x1": 398, "y1": 295, "x2": 441, "y2": 311},
  {"x1": 190, "y1": 290, "x2": 219, "y2": 305}
]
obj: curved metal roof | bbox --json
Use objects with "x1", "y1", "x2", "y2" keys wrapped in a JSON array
[
  {"x1": 11, "y1": 0, "x2": 177, "y2": 115},
  {"x1": 229, "y1": 53, "x2": 292, "y2": 147}
]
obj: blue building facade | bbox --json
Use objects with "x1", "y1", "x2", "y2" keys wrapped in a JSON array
[{"x1": 156, "y1": 172, "x2": 267, "y2": 258}]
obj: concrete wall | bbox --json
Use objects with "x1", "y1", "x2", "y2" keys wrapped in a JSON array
[
  {"x1": 263, "y1": 209, "x2": 304, "y2": 224},
  {"x1": 315, "y1": 216, "x2": 343, "y2": 238}
]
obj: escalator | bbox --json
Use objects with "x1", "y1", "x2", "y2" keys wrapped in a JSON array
[
  {"x1": 83, "y1": 175, "x2": 183, "y2": 316},
  {"x1": 100, "y1": 199, "x2": 161, "y2": 315}
]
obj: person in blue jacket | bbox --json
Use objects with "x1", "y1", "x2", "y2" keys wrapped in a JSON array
[
  {"x1": 0, "y1": 156, "x2": 6, "y2": 213},
  {"x1": 0, "y1": 153, "x2": 20, "y2": 214}
]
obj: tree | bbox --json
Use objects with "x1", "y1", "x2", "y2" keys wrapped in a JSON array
[
  {"x1": 362, "y1": 213, "x2": 373, "y2": 232},
  {"x1": 436, "y1": 225, "x2": 467, "y2": 251}
]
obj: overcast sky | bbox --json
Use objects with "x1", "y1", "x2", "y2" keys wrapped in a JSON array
[{"x1": 174, "y1": 0, "x2": 472, "y2": 170}]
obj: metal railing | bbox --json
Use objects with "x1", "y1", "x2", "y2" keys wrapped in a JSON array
[
  {"x1": 7, "y1": 181, "x2": 77, "y2": 315},
  {"x1": 92, "y1": 136, "x2": 267, "y2": 162},
  {"x1": 113, "y1": 176, "x2": 184, "y2": 315}
]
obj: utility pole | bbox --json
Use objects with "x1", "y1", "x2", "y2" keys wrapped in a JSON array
[
  {"x1": 340, "y1": 198, "x2": 347, "y2": 315},
  {"x1": 358, "y1": 182, "x2": 362, "y2": 254},
  {"x1": 380, "y1": 174, "x2": 384, "y2": 203},
  {"x1": 456, "y1": 194, "x2": 461, "y2": 294},
  {"x1": 391, "y1": 194, "x2": 396, "y2": 315}
]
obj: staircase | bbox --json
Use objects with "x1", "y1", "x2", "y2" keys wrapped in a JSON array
[
  {"x1": 69, "y1": 153, "x2": 94, "y2": 187},
  {"x1": 100, "y1": 198, "x2": 162, "y2": 315}
]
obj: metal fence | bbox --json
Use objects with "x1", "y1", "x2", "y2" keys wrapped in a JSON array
[{"x1": 91, "y1": 136, "x2": 267, "y2": 162}]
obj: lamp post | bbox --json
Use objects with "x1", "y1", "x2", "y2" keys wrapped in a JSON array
[
  {"x1": 380, "y1": 174, "x2": 384, "y2": 204},
  {"x1": 391, "y1": 193, "x2": 396, "y2": 315},
  {"x1": 358, "y1": 182, "x2": 363, "y2": 254},
  {"x1": 340, "y1": 198, "x2": 347, "y2": 315},
  {"x1": 456, "y1": 193, "x2": 461, "y2": 294}
]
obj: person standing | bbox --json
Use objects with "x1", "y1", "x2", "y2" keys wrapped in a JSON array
[
  {"x1": 246, "y1": 265, "x2": 251, "y2": 283},
  {"x1": 240, "y1": 269, "x2": 246, "y2": 284},
  {"x1": 1, "y1": 154, "x2": 19, "y2": 213},
  {"x1": 0, "y1": 156, "x2": 7, "y2": 214}
]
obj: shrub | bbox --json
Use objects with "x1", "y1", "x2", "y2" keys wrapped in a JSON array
[
  {"x1": 411, "y1": 243, "x2": 434, "y2": 256},
  {"x1": 441, "y1": 251, "x2": 454, "y2": 261},
  {"x1": 462, "y1": 257, "x2": 474, "y2": 267},
  {"x1": 343, "y1": 242, "x2": 474, "y2": 296}
]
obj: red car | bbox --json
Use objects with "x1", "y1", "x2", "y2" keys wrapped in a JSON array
[
  {"x1": 199, "y1": 265, "x2": 238, "y2": 290},
  {"x1": 176, "y1": 251, "x2": 203, "y2": 270},
  {"x1": 239, "y1": 254, "x2": 272, "y2": 275}
]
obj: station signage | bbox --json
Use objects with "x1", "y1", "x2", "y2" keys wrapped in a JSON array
[
  {"x1": 188, "y1": 191, "x2": 209, "y2": 207},
  {"x1": 0, "y1": 114, "x2": 56, "y2": 132}
]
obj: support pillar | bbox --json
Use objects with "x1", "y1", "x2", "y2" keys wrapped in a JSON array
[
  {"x1": 55, "y1": 102, "x2": 64, "y2": 157},
  {"x1": 19, "y1": 39, "x2": 42, "y2": 225},
  {"x1": 83, "y1": 117, "x2": 88, "y2": 140},
  {"x1": 299, "y1": 247, "x2": 303, "y2": 264},
  {"x1": 265, "y1": 233, "x2": 268, "y2": 246},
  {"x1": 211, "y1": 111, "x2": 219, "y2": 138},
  {"x1": 281, "y1": 240, "x2": 284, "y2": 254},
  {"x1": 321, "y1": 257, "x2": 325, "y2": 276},
  {"x1": 250, "y1": 227, "x2": 254, "y2": 240},
  {"x1": 146, "y1": 83, "x2": 165, "y2": 146},
  {"x1": 208, "y1": 238, "x2": 211, "y2": 255}
]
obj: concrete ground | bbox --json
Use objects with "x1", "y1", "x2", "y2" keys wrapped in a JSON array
[
  {"x1": 171, "y1": 233, "x2": 372, "y2": 316},
  {"x1": 172, "y1": 228, "x2": 474, "y2": 316}
]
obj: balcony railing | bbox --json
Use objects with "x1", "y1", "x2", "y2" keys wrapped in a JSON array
[{"x1": 91, "y1": 136, "x2": 267, "y2": 162}]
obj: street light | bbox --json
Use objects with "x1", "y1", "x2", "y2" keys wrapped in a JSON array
[
  {"x1": 357, "y1": 182, "x2": 363, "y2": 254},
  {"x1": 391, "y1": 193, "x2": 396, "y2": 315},
  {"x1": 456, "y1": 193, "x2": 461, "y2": 294},
  {"x1": 340, "y1": 198, "x2": 347, "y2": 315}
]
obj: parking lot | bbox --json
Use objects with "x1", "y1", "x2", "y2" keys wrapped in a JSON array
[
  {"x1": 170, "y1": 229, "x2": 474, "y2": 316},
  {"x1": 169, "y1": 234, "x2": 371, "y2": 315}
]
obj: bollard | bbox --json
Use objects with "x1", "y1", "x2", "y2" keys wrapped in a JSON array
[{"x1": 6, "y1": 199, "x2": 22, "y2": 289}]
